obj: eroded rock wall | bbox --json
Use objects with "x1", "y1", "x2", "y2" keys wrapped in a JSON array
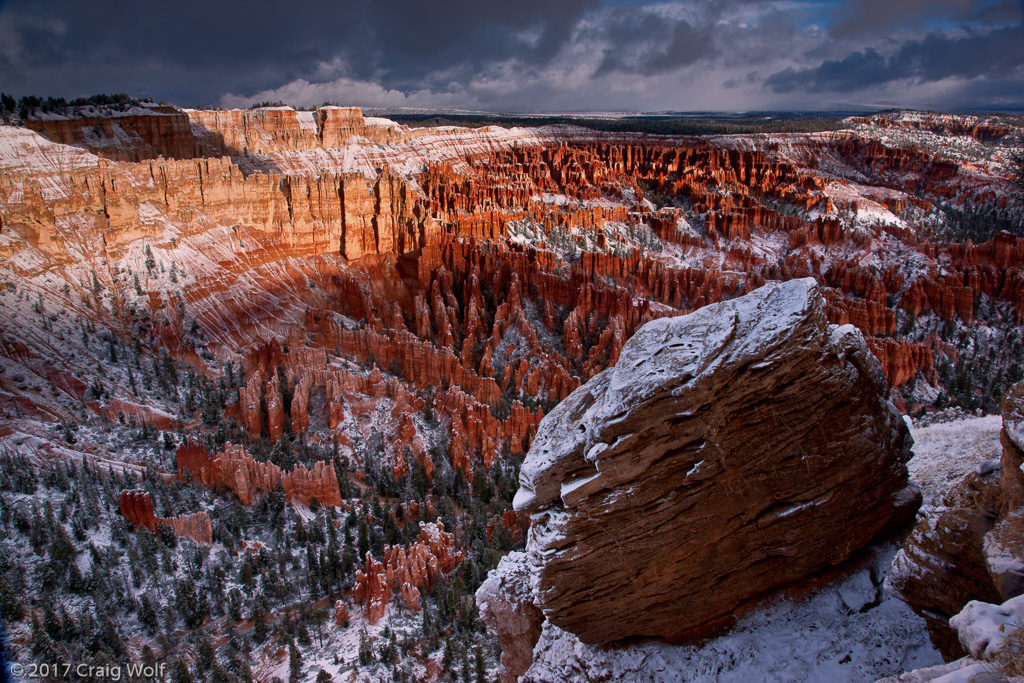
[{"x1": 118, "y1": 489, "x2": 213, "y2": 545}]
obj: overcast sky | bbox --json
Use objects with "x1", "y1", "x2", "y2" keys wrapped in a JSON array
[{"x1": 1, "y1": 0, "x2": 1022, "y2": 112}]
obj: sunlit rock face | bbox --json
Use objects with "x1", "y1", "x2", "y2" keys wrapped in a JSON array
[{"x1": 515, "y1": 278, "x2": 916, "y2": 644}]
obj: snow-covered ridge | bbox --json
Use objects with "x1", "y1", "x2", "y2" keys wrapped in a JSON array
[{"x1": 0, "y1": 126, "x2": 100, "y2": 175}]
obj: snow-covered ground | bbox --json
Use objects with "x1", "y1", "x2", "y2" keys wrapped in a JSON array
[
  {"x1": 907, "y1": 414, "x2": 1003, "y2": 504},
  {"x1": 524, "y1": 544, "x2": 941, "y2": 683}
]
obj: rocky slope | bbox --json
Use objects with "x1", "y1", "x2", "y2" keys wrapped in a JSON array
[{"x1": 479, "y1": 405, "x2": 1014, "y2": 683}]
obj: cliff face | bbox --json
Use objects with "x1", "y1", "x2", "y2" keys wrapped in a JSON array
[
  {"x1": 26, "y1": 109, "x2": 200, "y2": 161},
  {"x1": 0, "y1": 153, "x2": 422, "y2": 262},
  {"x1": 187, "y1": 105, "x2": 406, "y2": 156},
  {"x1": 509, "y1": 279, "x2": 916, "y2": 644},
  {"x1": 477, "y1": 552, "x2": 544, "y2": 683}
]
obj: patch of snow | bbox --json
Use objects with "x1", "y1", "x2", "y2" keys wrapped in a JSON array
[
  {"x1": 1006, "y1": 416, "x2": 1024, "y2": 452},
  {"x1": 362, "y1": 116, "x2": 401, "y2": 129},
  {"x1": 559, "y1": 472, "x2": 601, "y2": 500},
  {"x1": 983, "y1": 541, "x2": 1024, "y2": 579},
  {"x1": 295, "y1": 110, "x2": 316, "y2": 131},
  {"x1": 876, "y1": 657, "x2": 989, "y2": 683},
  {"x1": 837, "y1": 570, "x2": 879, "y2": 613}
]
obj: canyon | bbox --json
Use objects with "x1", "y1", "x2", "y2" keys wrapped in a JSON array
[{"x1": 0, "y1": 103, "x2": 1022, "y2": 681}]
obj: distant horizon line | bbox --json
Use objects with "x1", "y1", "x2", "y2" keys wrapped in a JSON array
[{"x1": 8, "y1": 91, "x2": 1024, "y2": 118}]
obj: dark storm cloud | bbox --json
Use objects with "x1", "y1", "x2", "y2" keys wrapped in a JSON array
[
  {"x1": 765, "y1": 23, "x2": 1024, "y2": 93},
  {"x1": 0, "y1": 0, "x2": 597, "y2": 103},
  {"x1": 2, "y1": 0, "x2": 1023, "y2": 111},
  {"x1": 592, "y1": 10, "x2": 715, "y2": 76},
  {"x1": 829, "y1": 0, "x2": 971, "y2": 38}
]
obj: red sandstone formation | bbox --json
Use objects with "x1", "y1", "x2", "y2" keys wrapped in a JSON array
[
  {"x1": 14, "y1": 113, "x2": 1010, "y2": 410},
  {"x1": 865, "y1": 338, "x2": 937, "y2": 387},
  {"x1": 477, "y1": 552, "x2": 544, "y2": 683},
  {"x1": 118, "y1": 489, "x2": 213, "y2": 545},
  {"x1": 176, "y1": 441, "x2": 342, "y2": 507},
  {"x1": 354, "y1": 553, "x2": 390, "y2": 623},
  {"x1": 887, "y1": 381, "x2": 1024, "y2": 660},
  {"x1": 354, "y1": 521, "x2": 463, "y2": 622},
  {"x1": 333, "y1": 601, "x2": 349, "y2": 627},
  {"x1": 26, "y1": 106, "x2": 200, "y2": 161}
]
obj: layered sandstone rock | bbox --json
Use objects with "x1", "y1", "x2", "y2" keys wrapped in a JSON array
[
  {"x1": 513, "y1": 278, "x2": 915, "y2": 644},
  {"x1": 118, "y1": 489, "x2": 213, "y2": 545},
  {"x1": 186, "y1": 106, "x2": 406, "y2": 156},
  {"x1": 27, "y1": 108, "x2": 200, "y2": 162},
  {"x1": 333, "y1": 601, "x2": 349, "y2": 627},
  {"x1": 886, "y1": 379, "x2": 1024, "y2": 659}
]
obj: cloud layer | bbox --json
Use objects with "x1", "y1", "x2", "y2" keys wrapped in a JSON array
[{"x1": 1, "y1": 0, "x2": 1022, "y2": 112}]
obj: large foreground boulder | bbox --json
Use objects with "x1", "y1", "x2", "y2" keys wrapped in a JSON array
[{"x1": 512, "y1": 278, "x2": 916, "y2": 644}]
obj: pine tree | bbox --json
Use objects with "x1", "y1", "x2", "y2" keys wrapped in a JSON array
[
  {"x1": 175, "y1": 578, "x2": 209, "y2": 629},
  {"x1": 358, "y1": 629, "x2": 376, "y2": 666},
  {"x1": 288, "y1": 641, "x2": 302, "y2": 683},
  {"x1": 210, "y1": 662, "x2": 230, "y2": 683},
  {"x1": 171, "y1": 659, "x2": 195, "y2": 683},
  {"x1": 252, "y1": 602, "x2": 268, "y2": 643},
  {"x1": 139, "y1": 594, "x2": 158, "y2": 632},
  {"x1": 0, "y1": 574, "x2": 24, "y2": 622},
  {"x1": 474, "y1": 646, "x2": 487, "y2": 683}
]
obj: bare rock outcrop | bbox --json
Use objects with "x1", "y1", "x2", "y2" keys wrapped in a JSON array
[
  {"x1": 176, "y1": 441, "x2": 342, "y2": 507},
  {"x1": 476, "y1": 552, "x2": 544, "y2": 683},
  {"x1": 886, "y1": 379, "x2": 1024, "y2": 660},
  {"x1": 512, "y1": 278, "x2": 915, "y2": 644},
  {"x1": 118, "y1": 489, "x2": 213, "y2": 545}
]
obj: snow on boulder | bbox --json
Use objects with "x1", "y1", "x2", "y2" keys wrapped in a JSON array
[
  {"x1": 949, "y1": 594, "x2": 1024, "y2": 659},
  {"x1": 513, "y1": 278, "x2": 916, "y2": 644},
  {"x1": 1000, "y1": 380, "x2": 1024, "y2": 511}
]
